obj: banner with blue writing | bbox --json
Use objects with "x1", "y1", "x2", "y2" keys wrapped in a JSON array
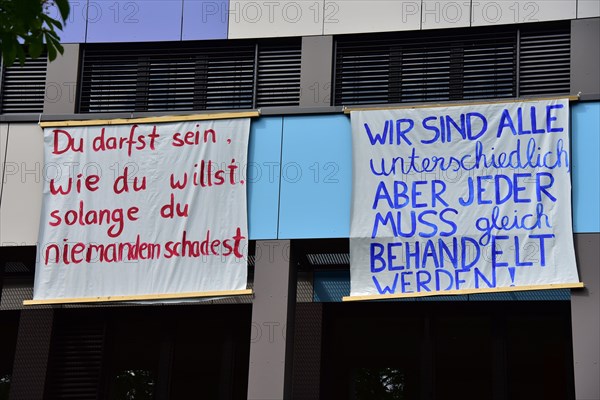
[{"x1": 349, "y1": 99, "x2": 580, "y2": 298}]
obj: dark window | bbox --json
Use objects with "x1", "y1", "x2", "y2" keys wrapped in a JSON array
[
  {"x1": 518, "y1": 24, "x2": 571, "y2": 96},
  {"x1": 256, "y1": 40, "x2": 302, "y2": 107},
  {"x1": 103, "y1": 306, "x2": 252, "y2": 400},
  {"x1": 506, "y1": 314, "x2": 574, "y2": 399},
  {"x1": 44, "y1": 305, "x2": 252, "y2": 400},
  {"x1": 0, "y1": 311, "x2": 19, "y2": 400},
  {"x1": 0, "y1": 56, "x2": 47, "y2": 113},
  {"x1": 45, "y1": 310, "x2": 106, "y2": 400},
  {"x1": 433, "y1": 316, "x2": 494, "y2": 399},
  {"x1": 334, "y1": 22, "x2": 570, "y2": 106},
  {"x1": 320, "y1": 301, "x2": 574, "y2": 400},
  {"x1": 79, "y1": 39, "x2": 301, "y2": 113}
]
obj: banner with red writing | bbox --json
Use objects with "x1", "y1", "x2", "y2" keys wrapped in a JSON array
[{"x1": 34, "y1": 118, "x2": 250, "y2": 301}]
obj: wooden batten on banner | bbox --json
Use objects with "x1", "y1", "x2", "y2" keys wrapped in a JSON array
[
  {"x1": 23, "y1": 289, "x2": 254, "y2": 306},
  {"x1": 342, "y1": 95, "x2": 581, "y2": 114},
  {"x1": 342, "y1": 283, "x2": 585, "y2": 302},
  {"x1": 39, "y1": 110, "x2": 261, "y2": 128}
]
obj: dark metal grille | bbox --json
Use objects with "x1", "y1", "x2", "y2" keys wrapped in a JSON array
[
  {"x1": 519, "y1": 24, "x2": 571, "y2": 96},
  {"x1": 45, "y1": 315, "x2": 105, "y2": 400},
  {"x1": 462, "y1": 34, "x2": 517, "y2": 100},
  {"x1": 79, "y1": 39, "x2": 301, "y2": 113},
  {"x1": 334, "y1": 23, "x2": 570, "y2": 106},
  {"x1": 256, "y1": 39, "x2": 302, "y2": 107},
  {"x1": 0, "y1": 56, "x2": 47, "y2": 113}
]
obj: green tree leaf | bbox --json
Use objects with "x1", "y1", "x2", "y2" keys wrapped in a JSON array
[
  {"x1": 55, "y1": 0, "x2": 70, "y2": 22},
  {"x1": 0, "y1": 0, "x2": 69, "y2": 66},
  {"x1": 29, "y1": 36, "x2": 43, "y2": 58}
]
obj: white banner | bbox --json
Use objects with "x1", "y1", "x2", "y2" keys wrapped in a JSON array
[
  {"x1": 34, "y1": 118, "x2": 250, "y2": 301},
  {"x1": 350, "y1": 99, "x2": 580, "y2": 298}
]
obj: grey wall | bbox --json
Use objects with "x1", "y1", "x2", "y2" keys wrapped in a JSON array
[
  {"x1": 300, "y1": 36, "x2": 333, "y2": 108},
  {"x1": 247, "y1": 240, "x2": 296, "y2": 400},
  {"x1": 43, "y1": 44, "x2": 80, "y2": 114},
  {"x1": 571, "y1": 18, "x2": 600, "y2": 100},
  {"x1": 571, "y1": 233, "x2": 600, "y2": 400}
]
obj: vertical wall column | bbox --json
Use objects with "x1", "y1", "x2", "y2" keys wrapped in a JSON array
[
  {"x1": 299, "y1": 36, "x2": 333, "y2": 108},
  {"x1": 9, "y1": 308, "x2": 54, "y2": 400},
  {"x1": 571, "y1": 234, "x2": 600, "y2": 400},
  {"x1": 247, "y1": 240, "x2": 296, "y2": 400},
  {"x1": 571, "y1": 18, "x2": 600, "y2": 100},
  {"x1": 570, "y1": 22, "x2": 600, "y2": 398},
  {"x1": 43, "y1": 44, "x2": 80, "y2": 115}
]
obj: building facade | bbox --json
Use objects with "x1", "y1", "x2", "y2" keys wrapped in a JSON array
[{"x1": 1, "y1": 1, "x2": 599, "y2": 399}]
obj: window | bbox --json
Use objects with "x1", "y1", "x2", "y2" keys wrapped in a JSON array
[
  {"x1": 79, "y1": 39, "x2": 301, "y2": 113},
  {"x1": 320, "y1": 301, "x2": 574, "y2": 400},
  {"x1": 0, "y1": 56, "x2": 47, "y2": 113},
  {"x1": 334, "y1": 22, "x2": 570, "y2": 106},
  {"x1": 0, "y1": 312, "x2": 19, "y2": 400},
  {"x1": 44, "y1": 305, "x2": 252, "y2": 400}
]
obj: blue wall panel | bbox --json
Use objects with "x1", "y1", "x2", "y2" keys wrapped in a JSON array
[
  {"x1": 182, "y1": 0, "x2": 228, "y2": 40},
  {"x1": 572, "y1": 102, "x2": 600, "y2": 233},
  {"x1": 278, "y1": 115, "x2": 352, "y2": 239},
  {"x1": 247, "y1": 117, "x2": 283, "y2": 240},
  {"x1": 86, "y1": 0, "x2": 183, "y2": 43}
]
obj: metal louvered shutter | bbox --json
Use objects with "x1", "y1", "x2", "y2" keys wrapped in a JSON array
[
  {"x1": 334, "y1": 36, "x2": 393, "y2": 105},
  {"x1": 80, "y1": 39, "x2": 302, "y2": 113},
  {"x1": 519, "y1": 23, "x2": 571, "y2": 96},
  {"x1": 398, "y1": 39, "x2": 453, "y2": 103},
  {"x1": 0, "y1": 56, "x2": 47, "y2": 113},
  {"x1": 45, "y1": 316, "x2": 106, "y2": 400},
  {"x1": 334, "y1": 28, "x2": 517, "y2": 106},
  {"x1": 462, "y1": 31, "x2": 516, "y2": 100},
  {"x1": 79, "y1": 42, "x2": 256, "y2": 113},
  {"x1": 335, "y1": 23, "x2": 570, "y2": 106},
  {"x1": 256, "y1": 39, "x2": 301, "y2": 107},
  {"x1": 203, "y1": 44, "x2": 255, "y2": 110}
]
